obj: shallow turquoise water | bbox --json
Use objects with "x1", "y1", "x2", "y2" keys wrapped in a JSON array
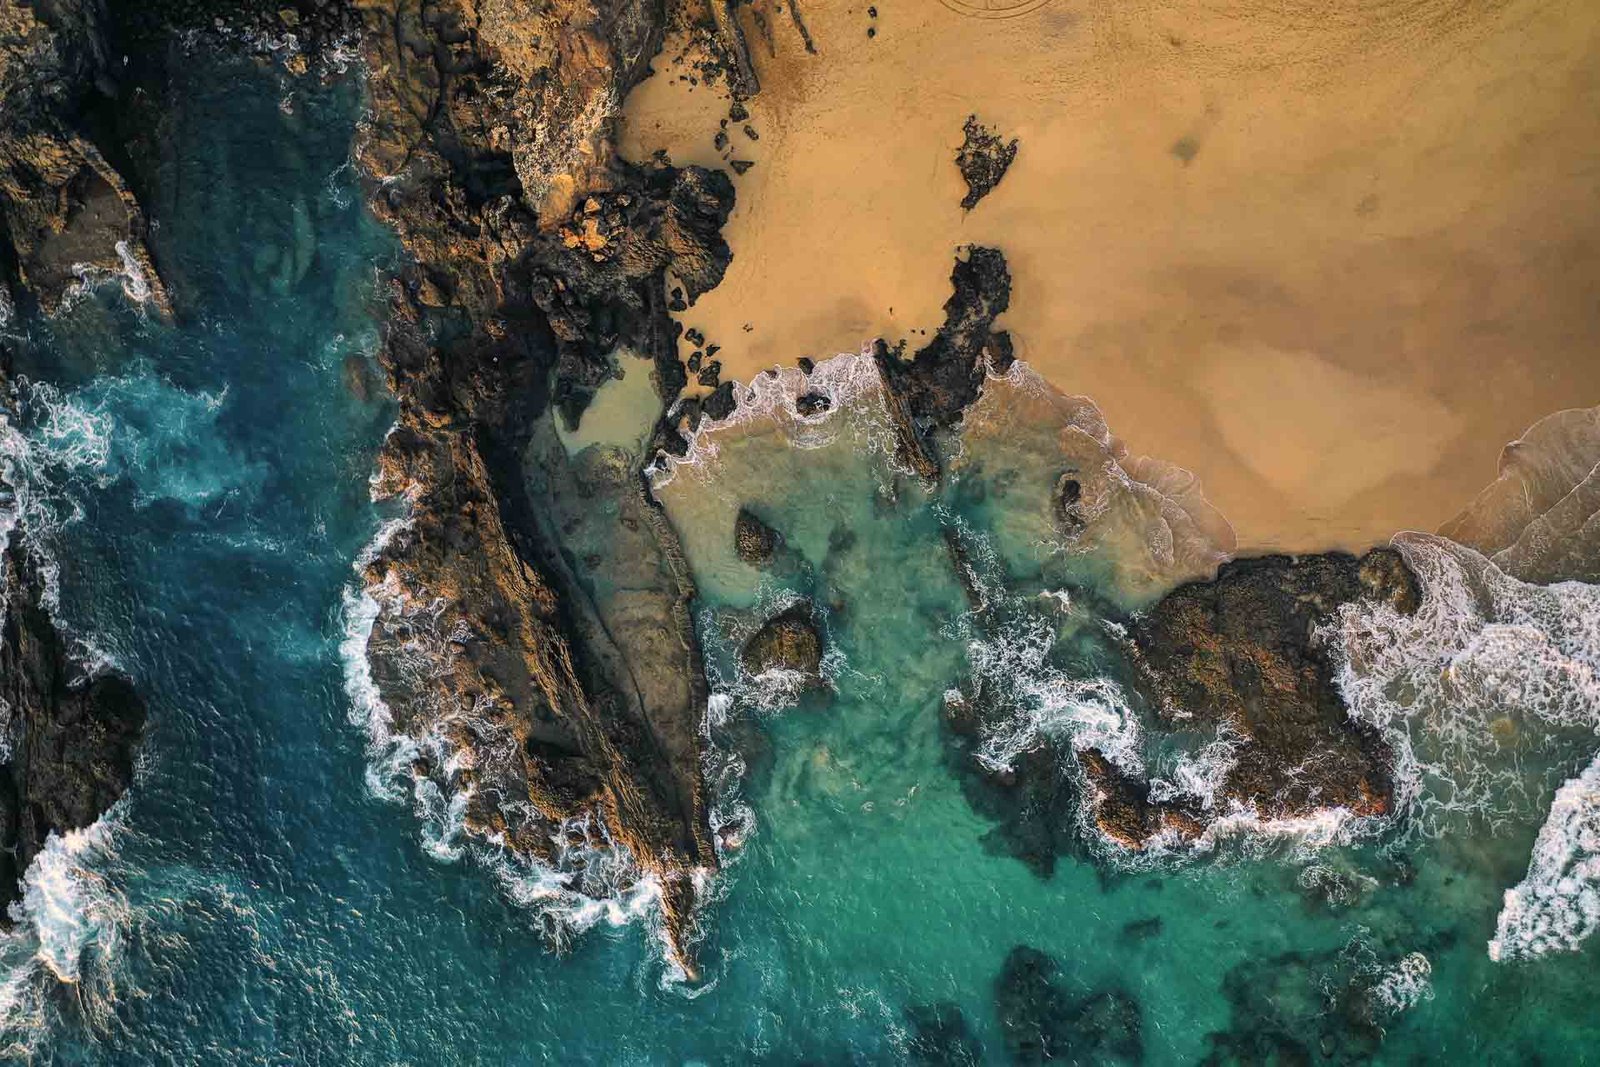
[{"x1": 3, "y1": 54, "x2": 1599, "y2": 1065}]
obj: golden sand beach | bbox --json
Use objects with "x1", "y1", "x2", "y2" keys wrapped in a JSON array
[{"x1": 621, "y1": 0, "x2": 1600, "y2": 552}]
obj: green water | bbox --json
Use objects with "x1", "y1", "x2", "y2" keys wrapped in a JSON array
[{"x1": 1, "y1": 46, "x2": 1597, "y2": 1066}]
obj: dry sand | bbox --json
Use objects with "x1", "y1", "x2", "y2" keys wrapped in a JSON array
[{"x1": 620, "y1": 0, "x2": 1600, "y2": 552}]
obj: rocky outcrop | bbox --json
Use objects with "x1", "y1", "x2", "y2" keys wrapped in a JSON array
[
  {"x1": 1106, "y1": 549, "x2": 1420, "y2": 847},
  {"x1": 874, "y1": 246, "x2": 1013, "y2": 482},
  {"x1": 0, "y1": 0, "x2": 169, "y2": 315},
  {"x1": 0, "y1": 537, "x2": 145, "y2": 915},
  {"x1": 734, "y1": 506, "x2": 780, "y2": 566},
  {"x1": 740, "y1": 601, "x2": 822, "y2": 680},
  {"x1": 348, "y1": 0, "x2": 735, "y2": 974},
  {"x1": 956, "y1": 115, "x2": 1017, "y2": 211}
]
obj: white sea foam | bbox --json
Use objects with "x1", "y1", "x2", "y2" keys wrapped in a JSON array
[
  {"x1": 649, "y1": 347, "x2": 905, "y2": 490},
  {"x1": 1147, "y1": 731, "x2": 1240, "y2": 812},
  {"x1": 340, "y1": 517, "x2": 715, "y2": 969},
  {"x1": 1370, "y1": 951, "x2": 1434, "y2": 1014},
  {"x1": 1332, "y1": 533, "x2": 1600, "y2": 830},
  {"x1": 1328, "y1": 532, "x2": 1600, "y2": 961},
  {"x1": 940, "y1": 518, "x2": 1144, "y2": 779},
  {"x1": 1489, "y1": 751, "x2": 1600, "y2": 961},
  {"x1": 0, "y1": 808, "x2": 132, "y2": 1052}
]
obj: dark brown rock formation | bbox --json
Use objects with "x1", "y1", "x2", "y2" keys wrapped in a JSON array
[
  {"x1": 347, "y1": 0, "x2": 735, "y2": 974},
  {"x1": 1114, "y1": 549, "x2": 1421, "y2": 845},
  {"x1": 734, "y1": 506, "x2": 780, "y2": 566},
  {"x1": 956, "y1": 115, "x2": 1018, "y2": 211},
  {"x1": 0, "y1": 538, "x2": 145, "y2": 915},
  {"x1": 741, "y1": 601, "x2": 822, "y2": 680},
  {"x1": 0, "y1": 0, "x2": 169, "y2": 315},
  {"x1": 874, "y1": 246, "x2": 1013, "y2": 482}
]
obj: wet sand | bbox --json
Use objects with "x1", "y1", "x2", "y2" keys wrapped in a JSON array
[{"x1": 621, "y1": 0, "x2": 1600, "y2": 552}]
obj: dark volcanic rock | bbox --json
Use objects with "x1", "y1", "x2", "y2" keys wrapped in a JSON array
[
  {"x1": 874, "y1": 246, "x2": 1012, "y2": 481},
  {"x1": 956, "y1": 115, "x2": 1019, "y2": 211},
  {"x1": 702, "y1": 379, "x2": 738, "y2": 421},
  {"x1": 0, "y1": 0, "x2": 170, "y2": 315},
  {"x1": 996, "y1": 945, "x2": 1143, "y2": 1065},
  {"x1": 795, "y1": 390, "x2": 830, "y2": 417},
  {"x1": 0, "y1": 539, "x2": 145, "y2": 915},
  {"x1": 740, "y1": 601, "x2": 823, "y2": 680},
  {"x1": 734, "y1": 507, "x2": 780, "y2": 566}
]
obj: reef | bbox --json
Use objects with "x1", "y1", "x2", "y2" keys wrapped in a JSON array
[
  {"x1": 955, "y1": 115, "x2": 1018, "y2": 211},
  {"x1": 740, "y1": 600, "x2": 823, "y2": 680},
  {"x1": 1110, "y1": 549, "x2": 1420, "y2": 847},
  {"x1": 904, "y1": 1001, "x2": 986, "y2": 1066},
  {"x1": 0, "y1": 536, "x2": 146, "y2": 917},
  {"x1": 994, "y1": 945, "x2": 1143, "y2": 1065},
  {"x1": 1199, "y1": 931, "x2": 1445, "y2": 1066},
  {"x1": 0, "y1": 0, "x2": 168, "y2": 316},
  {"x1": 346, "y1": 0, "x2": 736, "y2": 974}
]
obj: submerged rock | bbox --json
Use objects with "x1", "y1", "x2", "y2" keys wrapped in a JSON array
[
  {"x1": 956, "y1": 115, "x2": 1019, "y2": 211},
  {"x1": 0, "y1": 538, "x2": 145, "y2": 915},
  {"x1": 905, "y1": 1001, "x2": 985, "y2": 1066},
  {"x1": 995, "y1": 945, "x2": 1143, "y2": 1065},
  {"x1": 741, "y1": 601, "x2": 823, "y2": 680},
  {"x1": 734, "y1": 507, "x2": 781, "y2": 566}
]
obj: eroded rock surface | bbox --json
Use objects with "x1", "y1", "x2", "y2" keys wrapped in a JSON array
[
  {"x1": 348, "y1": 0, "x2": 735, "y2": 973},
  {"x1": 956, "y1": 115, "x2": 1017, "y2": 211},
  {"x1": 0, "y1": 0, "x2": 168, "y2": 315},
  {"x1": 1104, "y1": 549, "x2": 1420, "y2": 848},
  {"x1": 874, "y1": 245, "x2": 1013, "y2": 481},
  {"x1": 740, "y1": 600, "x2": 823, "y2": 680},
  {"x1": 0, "y1": 538, "x2": 145, "y2": 915},
  {"x1": 734, "y1": 506, "x2": 780, "y2": 566}
]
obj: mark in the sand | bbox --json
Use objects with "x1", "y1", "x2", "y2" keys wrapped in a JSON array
[{"x1": 937, "y1": 0, "x2": 1055, "y2": 19}]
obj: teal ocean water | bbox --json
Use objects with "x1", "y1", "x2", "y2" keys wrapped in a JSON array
[{"x1": 3, "y1": 55, "x2": 1600, "y2": 1064}]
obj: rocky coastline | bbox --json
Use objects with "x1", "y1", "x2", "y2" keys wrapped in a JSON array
[
  {"x1": 0, "y1": 0, "x2": 1444, "y2": 977},
  {"x1": 0, "y1": 534, "x2": 145, "y2": 918},
  {"x1": 0, "y1": 0, "x2": 153, "y2": 920},
  {"x1": 345, "y1": 0, "x2": 750, "y2": 973}
]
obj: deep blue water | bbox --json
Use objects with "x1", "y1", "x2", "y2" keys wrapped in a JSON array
[{"x1": 2, "y1": 52, "x2": 1599, "y2": 1065}]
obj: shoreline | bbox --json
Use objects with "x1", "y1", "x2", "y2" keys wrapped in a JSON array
[{"x1": 621, "y1": 0, "x2": 1600, "y2": 554}]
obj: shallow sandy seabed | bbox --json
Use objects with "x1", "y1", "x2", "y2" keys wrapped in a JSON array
[{"x1": 621, "y1": 0, "x2": 1600, "y2": 552}]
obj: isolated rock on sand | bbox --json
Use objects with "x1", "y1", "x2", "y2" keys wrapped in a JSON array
[{"x1": 956, "y1": 115, "x2": 1018, "y2": 211}]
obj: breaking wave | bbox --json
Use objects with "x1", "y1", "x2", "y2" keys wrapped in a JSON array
[
  {"x1": 0, "y1": 811, "x2": 132, "y2": 1057},
  {"x1": 340, "y1": 518, "x2": 728, "y2": 970},
  {"x1": 649, "y1": 347, "x2": 909, "y2": 491},
  {"x1": 1330, "y1": 532, "x2": 1600, "y2": 960}
]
